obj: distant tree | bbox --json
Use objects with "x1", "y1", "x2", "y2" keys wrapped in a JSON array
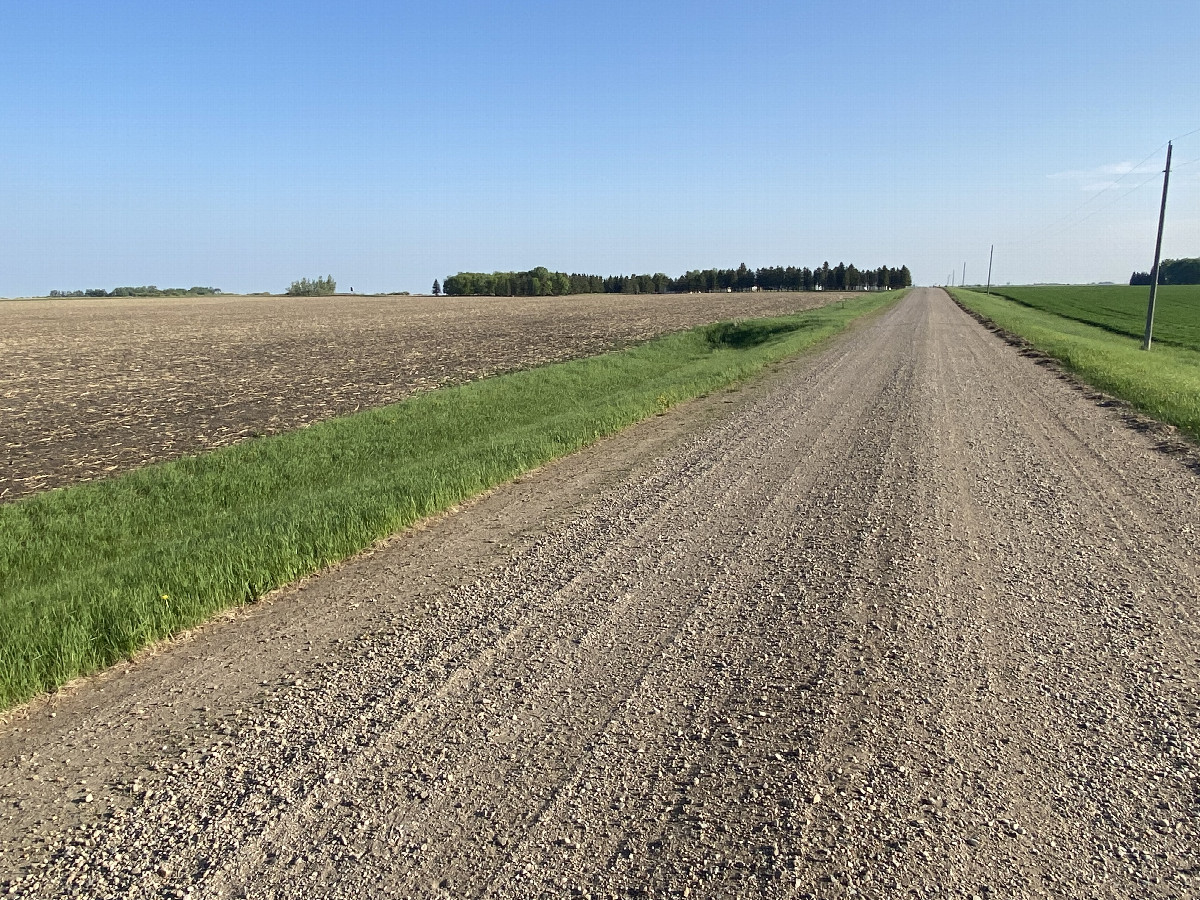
[
  {"x1": 286, "y1": 275, "x2": 336, "y2": 296},
  {"x1": 1161, "y1": 258, "x2": 1200, "y2": 284},
  {"x1": 439, "y1": 261, "x2": 913, "y2": 297},
  {"x1": 432, "y1": 279, "x2": 441, "y2": 296},
  {"x1": 1132, "y1": 258, "x2": 1200, "y2": 285},
  {"x1": 51, "y1": 286, "x2": 221, "y2": 299}
]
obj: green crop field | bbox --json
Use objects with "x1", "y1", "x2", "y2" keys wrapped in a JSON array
[
  {"x1": 0, "y1": 292, "x2": 902, "y2": 710},
  {"x1": 950, "y1": 287, "x2": 1200, "y2": 443},
  {"x1": 987, "y1": 284, "x2": 1200, "y2": 351}
]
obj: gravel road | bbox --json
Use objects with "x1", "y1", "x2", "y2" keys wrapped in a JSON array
[{"x1": 3, "y1": 287, "x2": 1198, "y2": 898}]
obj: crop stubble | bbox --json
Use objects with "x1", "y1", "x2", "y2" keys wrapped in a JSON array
[{"x1": 0, "y1": 291, "x2": 840, "y2": 502}]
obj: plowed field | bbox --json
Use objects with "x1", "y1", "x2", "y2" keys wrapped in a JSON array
[{"x1": 0, "y1": 291, "x2": 842, "y2": 502}]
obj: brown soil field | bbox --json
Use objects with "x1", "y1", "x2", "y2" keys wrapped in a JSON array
[{"x1": 0, "y1": 291, "x2": 847, "y2": 503}]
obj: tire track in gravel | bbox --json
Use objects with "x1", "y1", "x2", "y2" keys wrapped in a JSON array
[
  {"x1": 3, "y1": 288, "x2": 1198, "y2": 900},
  {"x1": 926, "y1": 297, "x2": 1199, "y2": 897},
  {"x1": 458, "y1": 334, "x2": 921, "y2": 898},
  {"x1": 204, "y1": 298, "x2": 915, "y2": 899}
]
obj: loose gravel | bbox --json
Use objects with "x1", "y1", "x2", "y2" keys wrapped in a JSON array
[{"x1": 2, "y1": 288, "x2": 1197, "y2": 899}]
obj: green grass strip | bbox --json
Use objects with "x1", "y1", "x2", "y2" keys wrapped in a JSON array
[
  {"x1": 985, "y1": 284, "x2": 1200, "y2": 352},
  {"x1": 0, "y1": 291, "x2": 902, "y2": 709},
  {"x1": 950, "y1": 288, "x2": 1200, "y2": 442}
]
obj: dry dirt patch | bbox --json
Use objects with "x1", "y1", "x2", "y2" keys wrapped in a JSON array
[{"x1": 0, "y1": 291, "x2": 843, "y2": 502}]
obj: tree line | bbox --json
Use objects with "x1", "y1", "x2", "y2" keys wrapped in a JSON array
[
  {"x1": 48, "y1": 286, "x2": 222, "y2": 298},
  {"x1": 442, "y1": 263, "x2": 911, "y2": 297},
  {"x1": 1130, "y1": 258, "x2": 1200, "y2": 285}
]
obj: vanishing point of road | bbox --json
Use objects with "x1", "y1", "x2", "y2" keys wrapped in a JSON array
[{"x1": 2, "y1": 287, "x2": 1198, "y2": 899}]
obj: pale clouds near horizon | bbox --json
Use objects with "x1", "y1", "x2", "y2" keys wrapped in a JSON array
[{"x1": 1048, "y1": 159, "x2": 1165, "y2": 193}]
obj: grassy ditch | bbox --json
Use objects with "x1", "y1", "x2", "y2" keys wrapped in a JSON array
[
  {"x1": 0, "y1": 291, "x2": 902, "y2": 709},
  {"x1": 950, "y1": 288, "x2": 1200, "y2": 441}
]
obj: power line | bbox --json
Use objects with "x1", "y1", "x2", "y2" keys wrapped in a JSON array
[
  {"x1": 1001, "y1": 127, "x2": 1199, "y2": 251},
  {"x1": 1169, "y1": 125, "x2": 1200, "y2": 142},
  {"x1": 1021, "y1": 142, "x2": 1168, "y2": 244},
  {"x1": 1038, "y1": 170, "x2": 1164, "y2": 240}
]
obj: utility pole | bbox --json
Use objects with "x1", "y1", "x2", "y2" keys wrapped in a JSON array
[
  {"x1": 986, "y1": 245, "x2": 994, "y2": 295},
  {"x1": 1143, "y1": 141, "x2": 1173, "y2": 351}
]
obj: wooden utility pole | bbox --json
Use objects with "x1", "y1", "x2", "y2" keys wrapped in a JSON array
[
  {"x1": 986, "y1": 245, "x2": 994, "y2": 295},
  {"x1": 1143, "y1": 142, "x2": 1173, "y2": 351}
]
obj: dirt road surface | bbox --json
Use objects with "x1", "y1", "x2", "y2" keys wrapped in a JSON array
[{"x1": 2, "y1": 288, "x2": 1198, "y2": 898}]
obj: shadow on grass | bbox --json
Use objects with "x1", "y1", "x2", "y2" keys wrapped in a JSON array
[{"x1": 703, "y1": 319, "x2": 807, "y2": 350}]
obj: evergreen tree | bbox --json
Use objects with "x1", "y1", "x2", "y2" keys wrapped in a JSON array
[
  {"x1": 1161, "y1": 258, "x2": 1200, "y2": 284},
  {"x1": 438, "y1": 261, "x2": 912, "y2": 297}
]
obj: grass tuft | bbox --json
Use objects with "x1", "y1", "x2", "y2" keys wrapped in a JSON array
[{"x1": 0, "y1": 292, "x2": 902, "y2": 709}]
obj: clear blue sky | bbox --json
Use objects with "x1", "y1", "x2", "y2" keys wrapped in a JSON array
[{"x1": 2, "y1": 0, "x2": 1198, "y2": 295}]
